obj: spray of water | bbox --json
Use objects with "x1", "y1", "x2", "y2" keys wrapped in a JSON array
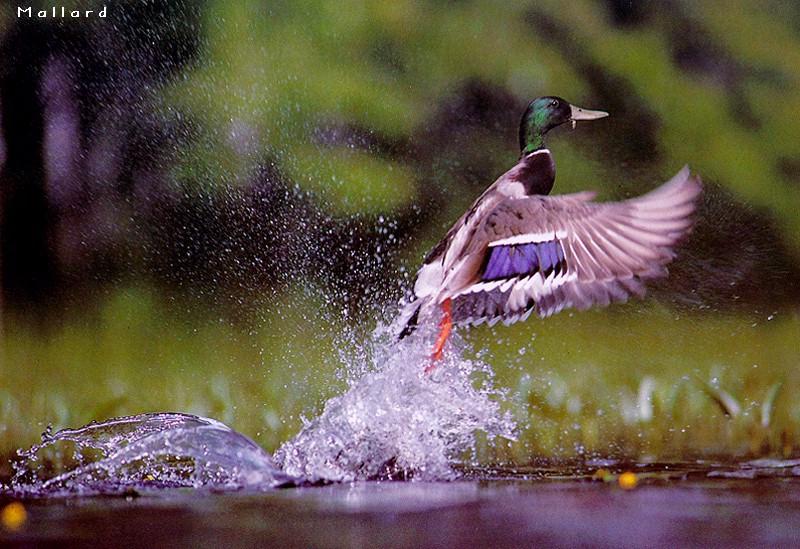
[
  {"x1": 6, "y1": 321, "x2": 516, "y2": 495},
  {"x1": 8, "y1": 413, "x2": 292, "y2": 497},
  {"x1": 274, "y1": 326, "x2": 517, "y2": 481}
]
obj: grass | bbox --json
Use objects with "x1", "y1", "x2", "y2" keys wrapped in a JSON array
[
  {"x1": 2, "y1": 286, "x2": 798, "y2": 479},
  {"x1": 481, "y1": 304, "x2": 800, "y2": 462}
]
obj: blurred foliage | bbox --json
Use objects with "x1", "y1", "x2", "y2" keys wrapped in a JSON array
[
  {"x1": 164, "y1": 0, "x2": 800, "y2": 242},
  {"x1": 2, "y1": 0, "x2": 800, "y2": 469},
  {"x1": 164, "y1": 0, "x2": 576, "y2": 213}
]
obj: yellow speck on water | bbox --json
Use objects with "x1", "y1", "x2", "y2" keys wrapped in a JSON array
[
  {"x1": 618, "y1": 472, "x2": 638, "y2": 490},
  {"x1": 592, "y1": 468, "x2": 612, "y2": 482},
  {"x1": 1, "y1": 502, "x2": 27, "y2": 531}
]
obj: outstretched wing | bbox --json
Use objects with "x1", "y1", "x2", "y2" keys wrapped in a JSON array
[{"x1": 451, "y1": 166, "x2": 702, "y2": 326}]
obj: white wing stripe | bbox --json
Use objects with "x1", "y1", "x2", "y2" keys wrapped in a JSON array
[{"x1": 490, "y1": 230, "x2": 567, "y2": 246}]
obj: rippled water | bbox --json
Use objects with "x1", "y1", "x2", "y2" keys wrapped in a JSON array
[{"x1": 6, "y1": 462, "x2": 800, "y2": 547}]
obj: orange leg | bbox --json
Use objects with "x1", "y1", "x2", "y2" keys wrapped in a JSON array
[{"x1": 426, "y1": 298, "x2": 452, "y2": 374}]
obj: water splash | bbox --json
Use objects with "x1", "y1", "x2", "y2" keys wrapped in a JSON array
[
  {"x1": 274, "y1": 327, "x2": 517, "y2": 482},
  {"x1": 8, "y1": 413, "x2": 293, "y2": 497},
  {"x1": 7, "y1": 324, "x2": 517, "y2": 495}
]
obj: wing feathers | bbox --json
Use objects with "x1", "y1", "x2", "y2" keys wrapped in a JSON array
[{"x1": 451, "y1": 167, "x2": 701, "y2": 326}]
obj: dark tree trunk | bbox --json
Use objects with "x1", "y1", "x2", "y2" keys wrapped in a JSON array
[{"x1": 0, "y1": 21, "x2": 58, "y2": 309}]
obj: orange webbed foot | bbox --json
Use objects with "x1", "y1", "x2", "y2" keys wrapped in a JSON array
[{"x1": 426, "y1": 298, "x2": 452, "y2": 374}]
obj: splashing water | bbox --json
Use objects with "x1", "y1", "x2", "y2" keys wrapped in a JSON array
[
  {"x1": 274, "y1": 326, "x2": 517, "y2": 482},
  {"x1": 7, "y1": 323, "x2": 516, "y2": 496},
  {"x1": 8, "y1": 413, "x2": 293, "y2": 497}
]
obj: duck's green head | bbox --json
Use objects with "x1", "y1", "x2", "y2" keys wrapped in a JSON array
[{"x1": 519, "y1": 96, "x2": 608, "y2": 155}]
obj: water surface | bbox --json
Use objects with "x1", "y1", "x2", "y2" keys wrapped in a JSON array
[{"x1": 4, "y1": 466, "x2": 800, "y2": 548}]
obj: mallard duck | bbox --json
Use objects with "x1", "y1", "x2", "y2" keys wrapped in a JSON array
[{"x1": 397, "y1": 96, "x2": 702, "y2": 369}]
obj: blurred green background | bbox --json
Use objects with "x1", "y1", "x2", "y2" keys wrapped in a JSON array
[{"x1": 1, "y1": 0, "x2": 799, "y2": 473}]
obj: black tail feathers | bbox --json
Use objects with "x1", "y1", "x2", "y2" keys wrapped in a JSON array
[{"x1": 397, "y1": 305, "x2": 420, "y2": 340}]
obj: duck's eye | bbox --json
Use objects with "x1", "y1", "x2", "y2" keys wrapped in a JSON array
[{"x1": 550, "y1": 99, "x2": 559, "y2": 107}]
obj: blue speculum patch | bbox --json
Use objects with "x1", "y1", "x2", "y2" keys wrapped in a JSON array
[{"x1": 481, "y1": 240, "x2": 565, "y2": 281}]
